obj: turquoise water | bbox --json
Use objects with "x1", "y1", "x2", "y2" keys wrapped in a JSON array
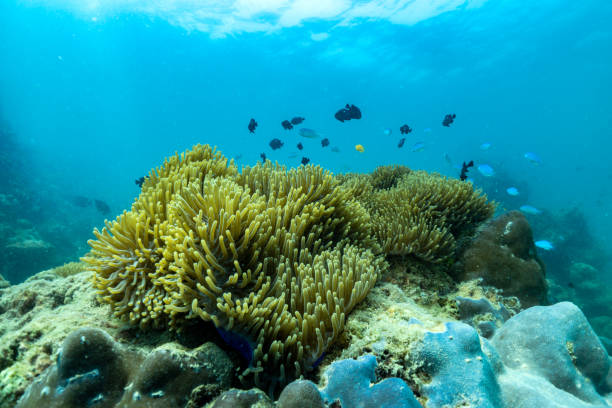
[{"x1": 1, "y1": 0, "x2": 611, "y2": 283}]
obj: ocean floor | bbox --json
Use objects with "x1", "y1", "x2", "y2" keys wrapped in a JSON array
[{"x1": 1, "y1": 259, "x2": 610, "y2": 408}]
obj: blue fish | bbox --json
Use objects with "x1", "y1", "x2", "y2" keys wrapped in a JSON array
[
  {"x1": 524, "y1": 152, "x2": 542, "y2": 164},
  {"x1": 506, "y1": 187, "x2": 519, "y2": 196},
  {"x1": 477, "y1": 164, "x2": 495, "y2": 177},
  {"x1": 411, "y1": 142, "x2": 425, "y2": 152},
  {"x1": 520, "y1": 205, "x2": 542, "y2": 215},
  {"x1": 480, "y1": 143, "x2": 492, "y2": 150},
  {"x1": 535, "y1": 240, "x2": 554, "y2": 251}
]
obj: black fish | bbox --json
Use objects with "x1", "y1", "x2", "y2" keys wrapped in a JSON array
[
  {"x1": 269, "y1": 138, "x2": 284, "y2": 150},
  {"x1": 301, "y1": 157, "x2": 310, "y2": 165},
  {"x1": 291, "y1": 117, "x2": 305, "y2": 125},
  {"x1": 321, "y1": 138, "x2": 330, "y2": 147},
  {"x1": 568, "y1": 282, "x2": 575, "y2": 288},
  {"x1": 281, "y1": 120, "x2": 293, "y2": 130},
  {"x1": 459, "y1": 160, "x2": 474, "y2": 181},
  {"x1": 400, "y1": 124, "x2": 412, "y2": 134},
  {"x1": 398, "y1": 138, "x2": 406, "y2": 148},
  {"x1": 442, "y1": 114, "x2": 456, "y2": 127},
  {"x1": 248, "y1": 118, "x2": 258, "y2": 133},
  {"x1": 297, "y1": 142, "x2": 303, "y2": 150},
  {"x1": 260, "y1": 152, "x2": 266, "y2": 162},
  {"x1": 135, "y1": 176, "x2": 145, "y2": 188},
  {"x1": 334, "y1": 104, "x2": 362, "y2": 122},
  {"x1": 72, "y1": 195, "x2": 92, "y2": 208},
  {"x1": 94, "y1": 199, "x2": 111, "y2": 215}
]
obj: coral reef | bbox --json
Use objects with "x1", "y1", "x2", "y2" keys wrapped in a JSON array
[
  {"x1": 451, "y1": 211, "x2": 548, "y2": 307},
  {"x1": 16, "y1": 327, "x2": 233, "y2": 408},
  {"x1": 0, "y1": 271, "x2": 111, "y2": 407},
  {"x1": 13, "y1": 144, "x2": 598, "y2": 408},
  {"x1": 6, "y1": 258, "x2": 611, "y2": 408},
  {"x1": 83, "y1": 145, "x2": 385, "y2": 389}
]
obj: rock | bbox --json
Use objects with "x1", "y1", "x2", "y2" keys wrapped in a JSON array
[{"x1": 451, "y1": 211, "x2": 547, "y2": 307}]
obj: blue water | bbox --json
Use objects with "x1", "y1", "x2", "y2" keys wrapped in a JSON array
[{"x1": 1, "y1": 0, "x2": 611, "y2": 283}]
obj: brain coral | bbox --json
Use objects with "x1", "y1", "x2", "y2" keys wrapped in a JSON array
[{"x1": 83, "y1": 145, "x2": 385, "y2": 390}]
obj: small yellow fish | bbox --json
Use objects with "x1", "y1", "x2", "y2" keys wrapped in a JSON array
[{"x1": 355, "y1": 144, "x2": 364, "y2": 153}]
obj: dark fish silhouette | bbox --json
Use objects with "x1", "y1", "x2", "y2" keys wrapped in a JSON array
[
  {"x1": 94, "y1": 199, "x2": 111, "y2": 215},
  {"x1": 248, "y1": 118, "x2": 258, "y2": 133},
  {"x1": 260, "y1": 152, "x2": 266, "y2": 162},
  {"x1": 400, "y1": 124, "x2": 412, "y2": 134},
  {"x1": 281, "y1": 120, "x2": 293, "y2": 130},
  {"x1": 460, "y1": 160, "x2": 474, "y2": 181},
  {"x1": 398, "y1": 138, "x2": 406, "y2": 148},
  {"x1": 321, "y1": 138, "x2": 330, "y2": 147},
  {"x1": 72, "y1": 195, "x2": 92, "y2": 208},
  {"x1": 297, "y1": 142, "x2": 303, "y2": 150},
  {"x1": 135, "y1": 176, "x2": 145, "y2": 188},
  {"x1": 334, "y1": 104, "x2": 362, "y2": 122},
  {"x1": 442, "y1": 114, "x2": 456, "y2": 127},
  {"x1": 301, "y1": 157, "x2": 310, "y2": 165},
  {"x1": 269, "y1": 138, "x2": 284, "y2": 150},
  {"x1": 291, "y1": 117, "x2": 305, "y2": 125}
]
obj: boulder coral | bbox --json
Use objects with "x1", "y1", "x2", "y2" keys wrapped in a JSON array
[
  {"x1": 451, "y1": 211, "x2": 548, "y2": 307},
  {"x1": 16, "y1": 327, "x2": 233, "y2": 408}
]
